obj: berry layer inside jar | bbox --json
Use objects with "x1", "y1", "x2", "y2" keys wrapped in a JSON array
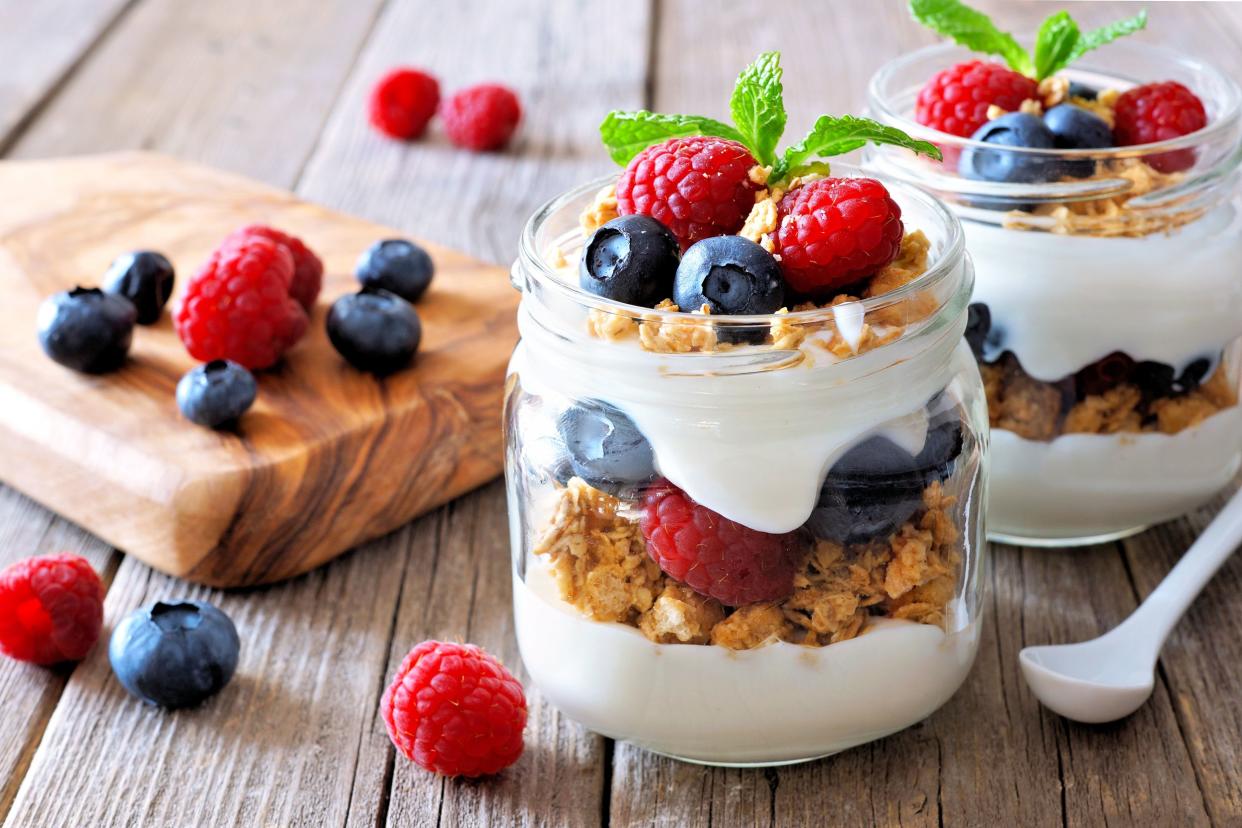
[
  {"x1": 967, "y1": 302, "x2": 1238, "y2": 440},
  {"x1": 524, "y1": 390, "x2": 973, "y2": 650}
]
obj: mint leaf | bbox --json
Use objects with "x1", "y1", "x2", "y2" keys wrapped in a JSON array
[
  {"x1": 1032, "y1": 12, "x2": 1080, "y2": 80},
  {"x1": 773, "y1": 115, "x2": 942, "y2": 181},
  {"x1": 599, "y1": 111, "x2": 744, "y2": 165},
  {"x1": 1066, "y1": 10, "x2": 1147, "y2": 65},
  {"x1": 729, "y1": 51, "x2": 786, "y2": 167},
  {"x1": 909, "y1": 0, "x2": 1032, "y2": 75}
]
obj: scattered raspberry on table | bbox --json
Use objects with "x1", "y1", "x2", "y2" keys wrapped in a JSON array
[
  {"x1": 0, "y1": 553, "x2": 104, "y2": 664},
  {"x1": 225, "y1": 224, "x2": 323, "y2": 311},
  {"x1": 369, "y1": 67, "x2": 441, "y2": 140},
  {"x1": 616, "y1": 136, "x2": 759, "y2": 251},
  {"x1": 771, "y1": 176, "x2": 904, "y2": 297},
  {"x1": 175, "y1": 235, "x2": 308, "y2": 370},
  {"x1": 640, "y1": 481, "x2": 801, "y2": 606},
  {"x1": 381, "y1": 640, "x2": 527, "y2": 777},
  {"x1": 1113, "y1": 81, "x2": 1207, "y2": 173},
  {"x1": 440, "y1": 84, "x2": 522, "y2": 151},
  {"x1": 915, "y1": 60, "x2": 1039, "y2": 138}
]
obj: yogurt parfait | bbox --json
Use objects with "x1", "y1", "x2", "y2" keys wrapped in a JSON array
[
  {"x1": 505, "y1": 55, "x2": 989, "y2": 765},
  {"x1": 866, "y1": 1, "x2": 1242, "y2": 545}
]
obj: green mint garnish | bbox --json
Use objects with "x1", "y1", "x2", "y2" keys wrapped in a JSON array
[
  {"x1": 599, "y1": 52, "x2": 940, "y2": 183},
  {"x1": 910, "y1": 0, "x2": 1146, "y2": 80},
  {"x1": 728, "y1": 51, "x2": 787, "y2": 168},
  {"x1": 598, "y1": 112, "x2": 743, "y2": 166},
  {"x1": 774, "y1": 116, "x2": 941, "y2": 181}
]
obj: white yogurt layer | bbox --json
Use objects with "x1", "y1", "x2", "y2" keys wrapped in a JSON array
[
  {"x1": 514, "y1": 560, "x2": 979, "y2": 764},
  {"x1": 511, "y1": 307, "x2": 974, "y2": 534},
  {"x1": 965, "y1": 204, "x2": 1242, "y2": 382},
  {"x1": 989, "y1": 406, "x2": 1242, "y2": 542}
]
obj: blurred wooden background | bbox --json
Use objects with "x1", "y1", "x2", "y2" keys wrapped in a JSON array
[{"x1": 1, "y1": 1, "x2": 1240, "y2": 825}]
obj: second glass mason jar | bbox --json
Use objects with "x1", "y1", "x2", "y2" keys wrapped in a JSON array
[
  {"x1": 866, "y1": 42, "x2": 1242, "y2": 546},
  {"x1": 504, "y1": 168, "x2": 988, "y2": 765}
]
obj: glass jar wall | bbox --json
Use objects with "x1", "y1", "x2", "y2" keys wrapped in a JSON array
[{"x1": 504, "y1": 170, "x2": 988, "y2": 765}]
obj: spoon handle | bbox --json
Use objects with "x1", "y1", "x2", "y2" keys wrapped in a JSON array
[{"x1": 1117, "y1": 488, "x2": 1242, "y2": 649}]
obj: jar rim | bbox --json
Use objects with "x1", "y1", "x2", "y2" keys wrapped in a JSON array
[
  {"x1": 516, "y1": 164, "x2": 968, "y2": 327},
  {"x1": 866, "y1": 41, "x2": 1242, "y2": 162}
]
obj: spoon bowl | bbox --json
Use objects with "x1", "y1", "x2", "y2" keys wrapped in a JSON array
[{"x1": 1019, "y1": 642, "x2": 1154, "y2": 723}]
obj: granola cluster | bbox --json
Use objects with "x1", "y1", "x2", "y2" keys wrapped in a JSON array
[
  {"x1": 982, "y1": 353, "x2": 1237, "y2": 440},
  {"x1": 532, "y1": 478, "x2": 962, "y2": 650},
  {"x1": 988, "y1": 86, "x2": 1198, "y2": 237}
]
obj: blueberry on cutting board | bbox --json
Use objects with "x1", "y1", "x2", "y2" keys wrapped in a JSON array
[
  {"x1": 109, "y1": 600, "x2": 240, "y2": 709},
  {"x1": 176, "y1": 360, "x2": 258, "y2": 428},
  {"x1": 580, "y1": 215, "x2": 680, "y2": 306},
  {"x1": 356, "y1": 239, "x2": 434, "y2": 303},
  {"x1": 555, "y1": 399, "x2": 656, "y2": 495},
  {"x1": 103, "y1": 250, "x2": 175, "y2": 324},
  {"x1": 37, "y1": 287, "x2": 136, "y2": 374},
  {"x1": 327, "y1": 287, "x2": 422, "y2": 374}
]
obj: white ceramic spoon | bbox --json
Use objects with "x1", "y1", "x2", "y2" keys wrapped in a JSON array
[{"x1": 1020, "y1": 488, "x2": 1242, "y2": 724}]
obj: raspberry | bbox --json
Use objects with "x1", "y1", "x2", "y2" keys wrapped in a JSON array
[
  {"x1": 175, "y1": 236, "x2": 308, "y2": 370},
  {"x1": 640, "y1": 482, "x2": 801, "y2": 606},
  {"x1": 225, "y1": 225, "x2": 323, "y2": 311},
  {"x1": 617, "y1": 136, "x2": 760, "y2": 251},
  {"x1": 916, "y1": 60, "x2": 1039, "y2": 138},
  {"x1": 771, "y1": 177, "x2": 904, "y2": 296},
  {"x1": 1113, "y1": 81, "x2": 1207, "y2": 173},
  {"x1": 0, "y1": 554, "x2": 104, "y2": 664},
  {"x1": 440, "y1": 84, "x2": 521, "y2": 151},
  {"x1": 381, "y1": 640, "x2": 527, "y2": 777},
  {"x1": 369, "y1": 68, "x2": 440, "y2": 140}
]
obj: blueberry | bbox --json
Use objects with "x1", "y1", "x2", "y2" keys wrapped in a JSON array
[
  {"x1": 102, "y1": 251, "x2": 175, "y2": 324},
  {"x1": 37, "y1": 287, "x2": 136, "y2": 374},
  {"x1": 554, "y1": 399, "x2": 656, "y2": 495},
  {"x1": 176, "y1": 360, "x2": 257, "y2": 428},
  {"x1": 964, "y1": 302, "x2": 1004, "y2": 360},
  {"x1": 807, "y1": 407, "x2": 964, "y2": 545},
  {"x1": 1043, "y1": 105, "x2": 1112, "y2": 178},
  {"x1": 356, "y1": 239, "x2": 434, "y2": 303},
  {"x1": 1175, "y1": 357, "x2": 1212, "y2": 393},
  {"x1": 673, "y1": 235, "x2": 784, "y2": 344},
  {"x1": 1068, "y1": 82, "x2": 1099, "y2": 101},
  {"x1": 327, "y1": 287, "x2": 421, "y2": 374},
  {"x1": 580, "y1": 215, "x2": 679, "y2": 307},
  {"x1": 109, "y1": 600, "x2": 240, "y2": 709},
  {"x1": 960, "y1": 113, "x2": 1058, "y2": 184}
]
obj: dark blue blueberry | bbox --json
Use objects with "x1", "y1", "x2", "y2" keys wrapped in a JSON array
[
  {"x1": 960, "y1": 113, "x2": 1058, "y2": 184},
  {"x1": 356, "y1": 239, "x2": 434, "y2": 303},
  {"x1": 1175, "y1": 357, "x2": 1212, "y2": 393},
  {"x1": 37, "y1": 287, "x2": 136, "y2": 374},
  {"x1": 103, "y1": 251, "x2": 175, "y2": 324},
  {"x1": 1068, "y1": 82, "x2": 1099, "y2": 101},
  {"x1": 327, "y1": 287, "x2": 421, "y2": 374},
  {"x1": 1043, "y1": 105, "x2": 1113, "y2": 178},
  {"x1": 579, "y1": 215, "x2": 679, "y2": 307},
  {"x1": 964, "y1": 302, "x2": 1005, "y2": 360},
  {"x1": 674, "y1": 235, "x2": 784, "y2": 344},
  {"x1": 806, "y1": 402, "x2": 964, "y2": 545},
  {"x1": 176, "y1": 360, "x2": 258, "y2": 428},
  {"x1": 555, "y1": 399, "x2": 656, "y2": 495},
  {"x1": 109, "y1": 600, "x2": 240, "y2": 709}
]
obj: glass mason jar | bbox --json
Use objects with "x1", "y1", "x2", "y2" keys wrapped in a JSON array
[
  {"x1": 504, "y1": 168, "x2": 988, "y2": 765},
  {"x1": 866, "y1": 42, "x2": 1242, "y2": 546}
]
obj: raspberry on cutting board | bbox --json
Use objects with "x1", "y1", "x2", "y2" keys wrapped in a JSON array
[
  {"x1": 640, "y1": 481, "x2": 802, "y2": 606},
  {"x1": 175, "y1": 235, "x2": 308, "y2": 370},
  {"x1": 0, "y1": 553, "x2": 104, "y2": 664},
  {"x1": 225, "y1": 224, "x2": 324, "y2": 311},
  {"x1": 381, "y1": 640, "x2": 528, "y2": 777}
]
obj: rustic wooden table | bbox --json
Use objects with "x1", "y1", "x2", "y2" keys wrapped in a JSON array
[{"x1": 2, "y1": 1, "x2": 1241, "y2": 825}]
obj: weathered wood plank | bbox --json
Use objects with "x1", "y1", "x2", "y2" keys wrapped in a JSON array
[
  {"x1": 7, "y1": 0, "x2": 390, "y2": 187},
  {"x1": 0, "y1": 0, "x2": 133, "y2": 149}
]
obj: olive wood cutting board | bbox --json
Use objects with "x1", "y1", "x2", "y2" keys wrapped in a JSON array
[{"x1": 0, "y1": 152, "x2": 517, "y2": 586}]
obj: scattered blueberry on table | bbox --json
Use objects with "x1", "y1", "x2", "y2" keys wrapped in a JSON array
[
  {"x1": 102, "y1": 250, "x2": 175, "y2": 325},
  {"x1": 327, "y1": 287, "x2": 422, "y2": 374},
  {"x1": 176, "y1": 360, "x2": 258, "y2": 429},
  {"x1": 356, "y1": 238, "x2": 435, "y2": 303},
  {"x1": 37, "y1": 287, "x2": 136, "y2": 374}
]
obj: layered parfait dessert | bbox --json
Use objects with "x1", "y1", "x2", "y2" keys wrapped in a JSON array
[
  {"x1": 866, "y1": 1, "x2": 1242, "y2": 544},
  {"x1": 505, "y1": 55, "x2": 989, "y2": 764}
]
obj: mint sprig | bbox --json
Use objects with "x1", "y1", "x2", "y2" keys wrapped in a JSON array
[
  {"x1": 910, "y1": 0, "x2": 1146, "y2": 81},
  {"x1": 599, "y1": 52, "x2": 940, "y2": 183},
  {"x1": 774, "y1": 116, "x2": 941, "y2": 181}
]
